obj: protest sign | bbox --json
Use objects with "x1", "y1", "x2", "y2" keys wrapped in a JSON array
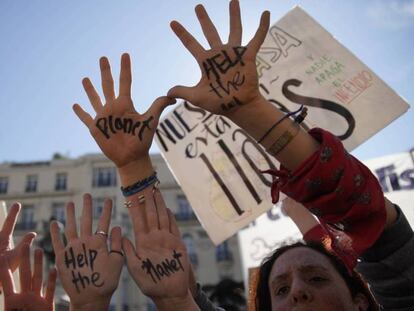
[{"x1": 155, "y1": 7, "x2": 409, "y2": 244}]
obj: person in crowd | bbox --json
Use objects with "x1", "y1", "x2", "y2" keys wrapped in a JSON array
[
  {"x1": 166, "y1": 0, "x2": 414, "y2": 310},
  {"x1": 0, "y1": 243, "x2": 57, "y2": 311}
]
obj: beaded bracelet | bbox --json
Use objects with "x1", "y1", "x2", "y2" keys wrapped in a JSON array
[{"x1": 121, "y1": 172, "x2": 158, "y2": 197}]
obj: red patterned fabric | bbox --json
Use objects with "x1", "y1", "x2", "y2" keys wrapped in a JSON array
[{"x1": 264, "y1": 128, "x2": 386, "y2": 259}]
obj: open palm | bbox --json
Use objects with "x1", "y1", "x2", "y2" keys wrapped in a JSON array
[
  {"x1": 73, "y1": 53, "x2": 175, "y2": 169},
  {"x1": 168, "y1": 0, "x2": 270, "y2": 116},
  {"x1": 50, "y1": 194, "x2": 124, "y2": 309}
]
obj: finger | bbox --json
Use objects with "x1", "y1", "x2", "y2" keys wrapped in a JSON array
[
  {"x1": 45, "y1": 267, "x2": 57, "y2": 304},
  {"x1": 247, "y1": 11, "x2": 270, "y2": 57},
  {"x1": 19, "y1": 243, "x2": 31, "y2": 292},
  {"x1": 72, "y1": 104, "x2": 94, "y2": 128},
  {"x1": 0, "y1": 256, "x2": 15, "y2": 296},
  {"x1": 109, "y1": 227, "x2": 124, "y2": 264},
  {"x1": 110, "y1": 227, "x2": 122, "y2": 252},
  {"x1": 82, "y1": 77, "x2": 103, "y2": 112},
  {"x1": 1, "y1": 202, "x2": 20, "y2": 236},
  {"x1": 96, "y1": 198, "x2": 113, "y2": 237},
  {"x1": 81, "y1": 193, "x2": 93, "y2": 237},
  {"x1": 127, "y1": 197, "x2": 148, "y2": 238},
  {"x1": 170, "y1": 21, "x2": 206, "y2": 59},
  {"x1": 146, "y1": 96, "x2": 176, "y2": 120},
  {"x1": 100, "y1": 56, "x2": 116, "y2": 102},
  {"x1": 145, "y1": 192, "x2": 159, "y2": 230},
  {"x1": 119, "y1": 53, "x2": 132, "y2": 98},
  {"x1": 167, "y1": 209, "x2": 181, "y2": 237},
  {"x1": 153, "y1": 189, "x2": 169, "y2": 231},
  {"x1": 65, "y1": 202, "x2": 78, "y2": 241},
  {"x1": 32, "y1": 249, "x2": 44, "y2": 295},
  {"x1": 228, "y1": 0, "x2": 242, "y2": 45},
  {"x1": 50, "y1": 221, "x2": 64, "y2": 253},
  {"x1": 195, "y1": 4, "x2": 223, "y2": 48},
  {"x1": 122, "y1": 236, "x2": 140, "y2": 262},
  {"x1": 167, "y1": 85, "x2": 197, "y2": 103}
]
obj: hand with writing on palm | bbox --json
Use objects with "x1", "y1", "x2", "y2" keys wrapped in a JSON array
[
  {"x1": 168, "y1": 0, "x2": 270, "y2": 116},
  {"x1": 0, "y1": 244, "x2": 57, "y2": 311},
  {"x1": 73, "y1": 53, "x2": 175, "y2": 170},
  {"x1": 50, "y1": 194, "x2": 123, "y2": 311},
  {"x1": 0, "y1": 203, "x2": 36, "y2": 282},
  {"x1": 122, "y1": 189, "x2": 197, "y2": 309}
]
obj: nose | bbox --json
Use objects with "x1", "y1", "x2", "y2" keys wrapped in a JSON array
[{"x1": 290, "y1": 281, "x2": 313, "y2": 304}]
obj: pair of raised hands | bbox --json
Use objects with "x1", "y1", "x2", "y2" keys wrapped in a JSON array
[
  {"x1": 48, "y1": 191, "x2": 189, "y2": 311},
  {"x1": 73, "y1": 0, "x2": 270, "y2": 174}
]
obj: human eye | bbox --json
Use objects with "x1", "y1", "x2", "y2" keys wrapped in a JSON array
[
  {"x1": 309, "y1": 275, "x2": 327, "y2": 283},
  {"x1": 275, "y1": 285, "x2": 289, "y2": 296}
]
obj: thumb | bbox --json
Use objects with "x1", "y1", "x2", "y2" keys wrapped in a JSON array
[
  {"x1": 167, "y1": 85, "x2": 196, "y2": 103},
  {"x1": 147, "y1": 96, "x2": 176, "y2": 118},
  {"x1": 122, "y1": 237, "x2": 140, "y2": 263}
]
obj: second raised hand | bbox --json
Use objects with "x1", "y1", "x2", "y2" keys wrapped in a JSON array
[
  {"x1": 73, "y1": 53, "x2": 176, "y2": 172},
  {"x1": 168, "y1": 0, "x2": 270, "y2": 116},
  {"x1": 50, "y1": 194, "x2": 124, "y2": 311}
]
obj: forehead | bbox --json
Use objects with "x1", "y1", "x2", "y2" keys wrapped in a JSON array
[{"x1": 269, "y1": 247, "x2": 335, "y2": 279}]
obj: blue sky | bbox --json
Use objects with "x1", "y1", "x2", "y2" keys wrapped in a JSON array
[{"x1": 0, "y1": 0, "x2": 413, "y2": 163}]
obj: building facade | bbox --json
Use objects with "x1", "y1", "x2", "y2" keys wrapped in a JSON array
[{"x1": 0, "y1": 153, "x2": 244, "y2": 310}]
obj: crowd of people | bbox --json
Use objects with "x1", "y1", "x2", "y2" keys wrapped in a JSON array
[{"x1": 1, "y1": 1, "x2": 413, "y2": 310}]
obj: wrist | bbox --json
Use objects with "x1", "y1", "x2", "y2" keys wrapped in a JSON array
[
  {"x1": 70, "y1": 299, "x2": 111, "y2": 311},
  {"x1": 117, "y1": 155, "x2": 154, "y2": 187},
  {"x1": 153, "y1": 292, "x2": 200, "y2": 311}
]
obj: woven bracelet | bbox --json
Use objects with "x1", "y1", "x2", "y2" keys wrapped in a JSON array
[
  {"x1": 257, "y1": 105, "x2": 304, "y2": 144},
  {"x1": 121, "y1": 172, "x2": 158, "y2": 197}
]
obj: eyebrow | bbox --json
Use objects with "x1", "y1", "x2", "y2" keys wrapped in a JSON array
[{"x1": 270, "y1": 264, "x2": 330, "y2": 284}]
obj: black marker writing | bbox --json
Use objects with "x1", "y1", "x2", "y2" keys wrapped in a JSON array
[
  {"x1": 64, "y1": 244, "x2": 104, "y2": 293},
  {"x1": 96, "y1": 115, "x2": 154, "y2": 141},
  {"x1": 141, "y1": 250, "x2": 184, "y2": 284}
]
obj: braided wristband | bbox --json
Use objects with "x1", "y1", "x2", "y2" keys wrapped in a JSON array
[{"x1": 121, "y1": 172, "x2": 158, "y2": 197}]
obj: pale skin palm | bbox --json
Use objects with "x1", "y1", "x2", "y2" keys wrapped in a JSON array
[
  {"x1": 125, "y1": 233, "x2": 189, "y2": 299},
  {"x1": 73, "y1": 54, "x2": 175, "y2": 169},
  {"x1": 50, "y1": 194, "x2": 124, "y2": 310},
  {"x1": 168, "y1": 0, "x2": 270, "y2": 116}
]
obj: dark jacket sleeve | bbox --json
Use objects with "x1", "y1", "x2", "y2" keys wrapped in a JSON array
[
  {"x1": 194, "y1": 284, "x2": 225, "y2": 311},
  {"x1": 357, "y1": 205, "x2": 414, "y2": 310}
]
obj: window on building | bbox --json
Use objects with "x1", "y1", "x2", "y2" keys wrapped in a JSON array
[
  {"x1": 92, "y1": 167, "x2": 117, "y2": 188},
  {"x1": 52, "y1": 202, "x2": 65, "y2": 224},
  {"x1": 92, "y1": 197, "x2": 115, "y2": 219},
  {"x1": 0, "y1": 177, "x2": 8, "y2": 194},
  {"x1": 182, "y1": 233, "x2": 198, "y2": 268},
  {"x1": 25, "y1": 175, "x2": 38, "y2": 193},
  {"x1": 16, "y1": 205, "x2": 36, "y2": 230},
  {"x1": 55, "y1": 173, "x2": 67, "y2": 191},
  {"x1": 175, "y1": 195, "x2": 195, "y2": 221},
  {"x1": 216, "y1": 241, "x2": 233, "y2": 263}
]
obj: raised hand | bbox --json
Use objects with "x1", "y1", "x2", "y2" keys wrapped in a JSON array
[
  {"x1": 168, "y1": 0, "x2": 270, "y2": 116},
  {"x1": 73, "y1": 53, "x2": 175, "y2": 171},
  {"x1": 122, "y1": 189, "x2": 199, "y2": 310},
  {"x1": 0, "y1": 244, "x2": 57, "y2": 311},
  {"x1": 50, "y1": 194, "x2": 124, "y2": 311},
  {"x1": 0, "y1": 203, "x2": 36, "y2": 275}
]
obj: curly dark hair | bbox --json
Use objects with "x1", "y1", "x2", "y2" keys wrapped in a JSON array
[{"x1": 254, "y1": 241, "x2": 379, "y2": 311}]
